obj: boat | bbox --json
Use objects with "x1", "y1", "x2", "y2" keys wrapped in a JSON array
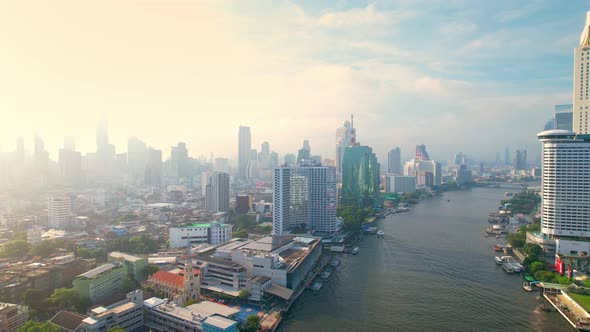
[
  {"x1": 377, "y1": 230, "x2": 385, "y2": 238},
  {"x1": 310, "y1": 280, "x2": 324, "y2": 291},
  {"x1": 502, "y1": 262, "x2": 515, "y2": 273},
  {"x1": 494, "y1": 256, "x2": 503, "y2": 265},
  {"x1": 522, "y1": 282, "x2": 533, "y2": 292},
  {"x1": 493, "y1": 244, "x2": 504, "y2": 252},
  {"x1": 524, "y1": 274, "x2": 535, "y2": 282},
  {"x1": 330, "y1": 258, "x2": 340, "y2": 268},
  {"x1": 352, "y1": 247, "x2": 359, "y2": 255},
  {"x1": 320, "y1": 266, "x2": 334, "y2": 279}
]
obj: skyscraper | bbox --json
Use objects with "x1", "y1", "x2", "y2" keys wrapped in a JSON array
[
  {"x1": 205, "y1": 172, "x2": 230, "y2": 213},
  {"x1": 96, "y1": 119, "x2": 109, "y2": 149},
  {"x1": 554, "y1": 104, "x2": 574, "y2": 131},
  {"x1": 128, "y1": 137, "x2": 148, "y2": 184},
  {"x1": 335, "y1": 115, "x2": 357, "y2": 177},
  {"x1": 574, "y1": 12, "x2": 590, "y2": 134},
  {"x1": 387, "y1": 147, "x2": 401, "y2": 174},
  {"x1": 238, "y1": 126, "x2": 251, "y2": 178},
  {"x1": 171, "y1": 142, "x2": 189, "y2": 181},
  {"x1": 513, "y1": 149, "x2": 527, "y2": 170},
  {"x1": 145, "y1": 147, "x2": 162, "y2": 186},
  {"x1": 59, "y1": 147, "x2": 82, "y2": 185},
  {"x1": 297, "y1": 140, "x2": 311, "y2": 162},
  {"x1": 537, "y1": 130, "x2": 590, "y2": 255},
  {"x1": 504, "y1": 145, "x2": 510, "y2": 166},
  {"x1": 259, "y1": 142, "x2": 270, "y2": 168},
  {"x1": 273, "y1": 163, "x2": 338, "y2": 235},
  {"x1": 341, "y1": 145, "x2": 380, "y2": 208},
  {"x1": 415, "y1": 144, "x2": 430, "y2": 161},
  {"x1": 48, "y1": 194, "x2": 71, "y2": 229}
]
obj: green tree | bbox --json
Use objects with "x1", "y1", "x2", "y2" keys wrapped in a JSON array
[
  {"x1": 145, "y1": 264, "x2": 159, "y2": 278},
  {"x1": 122, "y1": 275, "x2": 139, "y2": 293},
  {"x1": 50, "y1": 288, "x2": 79, "y2": 310},
  {"x1": 233, "y1": 230, "x2": 249, "y2": 238},
  {"x1": 0, "y1": 240, "x2": 30, "y2": 258},
  {"x1": 239, "y1": 289, "x2": 250, "y2": 300},
  {"x1": 17, "y1": 321, "x2": 60, "y2": 332},
  {"x1": 523, "y1": 243, "x2": 542, "y2": 257},
  {"x1": 240, "y1": 315, "x2": 260, "y2": 332},
  {"x1": 529, "y1": 261, "x2": 546, "y2": 275},
  {"x1": 31, "y1": 240, "x2": 58, "y2": 258},
  {"x1": 23, "y1": 289, "x2": 51, "y2": 320},
  {"x1": 235, "y1": 215, "x2": 256, "y2": 230}
]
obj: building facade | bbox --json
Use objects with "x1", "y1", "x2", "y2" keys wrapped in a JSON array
[
  {"x1": 574, "y1": 12, "x2": 590, "y2": 134},
  {"x1": 0, "y1": 303, "x2": 27, "y2": 332},
  {"x1": 341, "y1": 145, "x2": 380, "y2": 208},
  {"x1": 238, "y1": 126, "x2": 251, "y2": 178},
  {"x1": 108, "y1": 252, "x2": 148, "y2": 282},
  {"x1": 73, "y1": 263, "x2": 127, "y2": 303},
  {"x1": 48, "y1": 194, "x2": 71, "y2": 229},
  {"x1": 335, "y1": 116, "x2": 357, "y2": 179},
  {"x1": 273, "y1": 163, "x2": 338, "y2": 235},
  {"x1": 385, "y1": 175, "x2": 415, "y2": 194},
  {"x1": 387, "y1": 147, "x2": 401, "y2": 174},
  {"x1": 206, "y1": 172, "x2": 230, "y2": 213},
  {"x1": 169, "y1": 222, "x2": 232, "y2": 248}
]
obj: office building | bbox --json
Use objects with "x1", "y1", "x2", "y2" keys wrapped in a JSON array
[
  {"x1": 145, "y1": 147, "x2": 162, "y2": 186},
  {"x1": 0, "y1": 303, "x2": 27, "y2": 332},
  {"x1": 108, "y1": 252, "x2": 148, "y2": 282},
  {"x1": 554, "y1": 104, "x2": 574, "y2": 131},
  {"x1": 574, "y1": 12, "x2": 590, "y2": 134},
  {"x1": 59, "y1": 148, "x2": 83, "y2": 185},
  {"x1": 169, "y1": 222, "x2": 232, "y2": 248},
  {"x1": 48, "y1": 194, "x2": 71, "y2": 229},
  {"x1": 73, "y1": 263, "x2": 127, "y2": 303},
  {"x1": 270, "y1": 151, "x2": 279, "y2": 168},
  {"x1": 259, "y1": 142, "x2": 270, "y2": 168},
  {"x1": 385, "y1": 175, "x2": 415, "y2": 194},
  {"x1": 205, "y1": 172, "x2": 230, "y2": 213},
  {"x1": 415, "y1": 144, "x2": 430, "y2": 161},
  {"x1": 273, "y1": 163, "x2": 338, "y2": 235},
  {"x1": 455, "y1": 165, "x2": 473, "y2": 185},
  {"x1": 171, "y1": 142, "x2": 189, "y2": 181},
  {"x1": 513, "y1": 149, "x2": 527, "y2": 170},
  {"x1": 238, "y1": 126, "x2": 251, "y2": 178},
  {"x1": 82, "y1": 290, "x2": 144, "y2": 332},
  {"x1": 341, "y1": 145, "x2": 380, "y2": 208},
  {"x1": 296, "y1": 140, "x2": 311, "y2": 162},
  {"x1": 128, "y1": 137, "x2": 148, "y2": 185},
  {"x1": 335, "y1": 115, "x2": 357, "y2": 178},
  {"x1": 387, "y1": 147, "x2": 401, "y2": 174}
]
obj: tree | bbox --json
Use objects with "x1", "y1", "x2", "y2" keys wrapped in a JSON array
[
  {"x1": 17, "y1": 321, "x2": 60, "y2": 332},
  {"x1": 239, "y1": 289, "x2": 250, "y2": 300},
  {"x1": 523, "y1": 243, "x2": 542, "y2": 257},
  {"x1": 50, "y1": 288, "x2": 90, "y2": 314},
  {"x1": 23, "y1": 289, "x2": 51, "y2": 320},
  {"x1": 529, "y1": 261, "x2": 546, "y2": 274},
  {"x1": 240, "y1": 315, "x2": 260, "y2": 332},
  {"x1": 145, "y1": 264, "x2": 159, "y2": 278},
  {"x1": 122, "y1": 275, "x2": 139, "y2": 293},
  {"x1": 233, "y1": 230, "x2": 249, "y2": 239},
  {"x1": 0, "y1": 240, "x2": 30, "y2": 259}
]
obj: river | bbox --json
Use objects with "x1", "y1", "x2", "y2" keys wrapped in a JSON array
[{"x1": 279, "y1": 186, "x2": 570, "y2": 331}]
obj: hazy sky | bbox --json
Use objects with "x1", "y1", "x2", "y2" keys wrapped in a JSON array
[{"x1": 0, "y1": 1, "x2": 587, "y2": 163}]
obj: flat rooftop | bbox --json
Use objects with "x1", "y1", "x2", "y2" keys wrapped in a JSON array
[
  {"x1": 77, "y1": 263, "x2": 117, "y2": 279},
  {"x1": 241, "y1": 236, "x2": 295, "y2": 252},
  {"x1": 109, "y1": 252, "x2": 144, "y2": 262}
]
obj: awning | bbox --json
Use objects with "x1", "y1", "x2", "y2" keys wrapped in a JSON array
[{"x1": 265, "y1": 283, "x2": 294, "y2": 300}]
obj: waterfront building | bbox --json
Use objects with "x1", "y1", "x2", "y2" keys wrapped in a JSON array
[
  {"x1": 536, "y1": 130, "x2": 590, "y2": 264},
  {"x1": 387, "y1": 147, "x2": 401, "y2": 174},
  {"x1": 169, "y1": 222, "x2": 232, "y2": 248},
  {"x1": 513, "y1": 149, "x2": 527, "y2": 171},
  {"x1": 574, "y1": 12, "x2": 590, "y2": 134},
  {"x1": 238, "y1": 126, "x2": 251, "y2": 178},
  {"x1": 143, "y1": 297, "x2": 239, "y2": 332},
  {"x1": 335, "y1": 115, "x2": 357, "y2": 179},
  {"x1": 273, "y1": 162, "x2": 338, "y2": 235},
  {"x1": 0, "y1": 303, "x2": 27, "y2": 332},
  {"x1": 48, "y1": 194, "x2": 71, "y2": 230},
  {"x1": 341, "y1": 145, "x2": 380, "y2": 208},
  {"x1": 108, "y1": 252, "x2": 148, "y2": 282},
  {"x1": 455, "y1": 165, "x2": 473, "y2": 185},
  {"x1": 385, "y1": 175, "x2": 415, "y2": 194},
  {"x1": 73, "y1": 263, "x2": 127, "y2": 303},
  {"x1": 82, "y1": 290, "x2": 144, "y2": 332}
]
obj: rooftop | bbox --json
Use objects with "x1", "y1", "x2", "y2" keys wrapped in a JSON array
[
  {"x1": 148, "y1": 270, "x2": 184, "y2": 289},
  {"x1": 186, "y1": 301, "x2": 240, "y2": 318},
  {"x1": 241, "y1": 236, "x2": 295, "y2": 252},
  {"x1": 109, "y1": 252, "x2": 145, "y2": 263},
  {"x1": 50, "y1": 310, "x2": 86, "y2": 331},
  {"x1": 203, "y1": 315, "x2": 238, "y2": 329},
  {"x1": 77, "y1": 263, "x2": 119, "y2": 279}
]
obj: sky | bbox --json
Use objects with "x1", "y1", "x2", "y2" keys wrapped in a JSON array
[{"x1": 0, "y1": 0, "x2": 588, "y2": 164}]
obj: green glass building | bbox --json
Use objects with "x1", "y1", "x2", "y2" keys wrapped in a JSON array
[{"x1": 341, "y1": 145, "x2": 380, "y2": 208}]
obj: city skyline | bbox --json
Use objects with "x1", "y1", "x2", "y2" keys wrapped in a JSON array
[{"x1": 2, "y1": 1, "x2": 587, "y2": 162}]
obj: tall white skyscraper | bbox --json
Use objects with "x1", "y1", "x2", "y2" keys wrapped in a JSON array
[
  {"x1": 335, "y1": 115, "x2": 357, "y2": 178},
  {"x1": 205, "y1": 172, "x2": 230, "y2": 213},
  {"x1": 48, "y1": 194, "x2": 71, "y2": 229},
  {"x1": 574, "y1": 12, "x2": 590, "y2": 134},
  {"x1": 538, "y1": 130, "x2": 590, "y2": 238},
  {"x1": 238, "y1": 126, "x2": 251, "y2": 178},
  {"x1": 273, "y1": 163, "x2": 338, "y2": 235}
]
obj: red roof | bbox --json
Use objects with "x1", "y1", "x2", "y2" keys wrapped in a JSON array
[{"x1": 149, "y1": 270, "x2": 184, "y2": 289}]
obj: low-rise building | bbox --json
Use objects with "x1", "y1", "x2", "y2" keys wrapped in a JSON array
[
  {"x1": 0, "y1": 302, "x2": 27, "y2": 332},
  {"x1": 169, "y1": 222, "x2": 232, "y2": 248},
  {"x1": 108, "y1": 252, "x2": 148, "y2": 282},
  {"x1": 82, "y1": 290, "x2": 144, "y2": 332},
  {"x1": 73, "y1": 263, "x2": 127, "y2": 303},
  {"x1": 49, "y1": 310, "x2": 86, "y2": 332}
]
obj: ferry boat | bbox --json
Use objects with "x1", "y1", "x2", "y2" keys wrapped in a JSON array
[
  {"x1": 310, "y1": 280, "x2": 324, "y2": 291},
  {"x1": 502, "y1": 262, "x2": 514, "y2": 273},
  {"x1": 494, "y1": 256, "x2": 503, "y2": 265},
  {"x1": 377, "y1": 230, "x2": 385, "y2": 238},
  {"x1": 352, "y1": 247, "x2": 359, "y2": 255}
]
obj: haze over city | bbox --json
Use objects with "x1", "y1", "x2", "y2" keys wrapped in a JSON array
[{"x1": 2, "y1": 1, "x2": 587, "y2": 162}]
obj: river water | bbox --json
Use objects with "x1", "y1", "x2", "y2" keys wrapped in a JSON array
[{"x1": 279, "y1": 186, "x2": 570, "y2": 331}]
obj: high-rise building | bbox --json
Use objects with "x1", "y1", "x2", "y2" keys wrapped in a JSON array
[
  {"x1": 128, "y1": 137, "x2": 148, "y2": 184},
  {"x1": 33, "y1": 135, "x2": 49, "y2": 175},
  {"x1": 96, "y1": 119, "x2": 109, "y2": 149},
  {"x1": 270, "y1": 151, "x2": 279, "y2": 168},
  {"x1": 284, "y1": 154, "x2": 296, "y2": 167},
  {"x1": 554, "y1": 104, "x2": 574, "y2": 131},
  {"x1": 538, "y1": 130, "x2": 590, "y2": 237},
  {"x1": 145, "y1": 147, "x2": 162, "y2": 186},
  {"x1": 171, "y1": 142, "x2": 189, "y2": 181},
  {"x1": 513, "y1": 149, "x2": 527, "y2": 170},
  {"x1": 238, "y1": 126, "x2": 251, "y2": 178},
  {"x1": 273, "y1": 163, "x2": 338, "y2": 235},
  {"x1": 205, "y1": 172, "x2": 230, "y2": 213},
  {"x1": 387, "y1": 147, "x2": 401, "y2": 174},
  {"x1": 297, "y1": 140, "x2": 311, "y2": 162},
  {"x1": 504, "y1": 145, "x2": 510, "y2": 166},
  {"x1": 574, "y1": 12, "x2": 590, "y2": 134},
  {"x1": 341, "y1": 145, "x2": 380, "y2": 208},
  {"x1": 415, "y1": 144, "x2": 430, "y2": 161},
  {"x1": 58, "y1": 148, "x2": 82, "y2": 185},
  {"x1": 259, "y1": 142, "x2": 270, "y2": 169},
  {"x1": 48, "y1": 194, "x2": 71, "y2": 229},
  {"x1": 385, "y1": 175, "x2": 415, "y2": 194},
  {"x1": 335, "y1": 115, "x2": 357, "y2": 177},
  {"x1": 214, "y1": 158, "x2": 229, "y2": 172}
]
